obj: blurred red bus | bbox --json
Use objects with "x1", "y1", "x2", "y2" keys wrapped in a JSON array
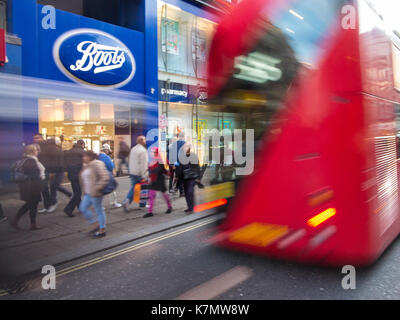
[{"x1": 207, "y1": 0, "x2": 400, "y2": 266}]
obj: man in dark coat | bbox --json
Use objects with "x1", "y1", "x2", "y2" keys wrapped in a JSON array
[
  {"x1": 168, "y1": 132, "x2": 186, "y2": 196},
  {"x1": 63, "y1": 140, "x2": 85, "y2": 217},
  {"x1": 180, "y1": 145, "x2": 201, "y2": 214},
  {"x1": 40, "y1": 138, "x2": 72, "y2": 212},
  {"x1": 116, "y1": 138, "x2": 130, "y2": 176}
]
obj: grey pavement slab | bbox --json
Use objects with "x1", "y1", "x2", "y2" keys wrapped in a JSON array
[{"x1": 0, "y1": 176, "x2": 218, "y2": 277}]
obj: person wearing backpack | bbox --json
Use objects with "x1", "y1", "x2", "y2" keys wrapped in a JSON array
[
  {"x1": 99, "y1": 144, "x2": 121, "y2": 209},
  {"x1": 79, "y1": 151, "x2": 110, "y2": 238},
  {"x1": 10, "y1": 144, "x2": 46, "y2": 230}
]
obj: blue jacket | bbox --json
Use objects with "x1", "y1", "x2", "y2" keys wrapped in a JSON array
[{"x1": 98, "y1": 153, "x2": 114, "y2": 172}]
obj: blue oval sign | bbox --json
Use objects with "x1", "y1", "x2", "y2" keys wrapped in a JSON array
[{"x1": 53, "y1": 29, "x2": 136, "y2": 89}]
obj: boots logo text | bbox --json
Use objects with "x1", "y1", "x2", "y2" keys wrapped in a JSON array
[{"x1": 53, "y1": 29, "x2": 136, "y2": 89}]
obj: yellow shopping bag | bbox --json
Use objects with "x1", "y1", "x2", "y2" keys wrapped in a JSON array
[{"x1": 133, "y1": 183, "x2": 141, "y2": 204}]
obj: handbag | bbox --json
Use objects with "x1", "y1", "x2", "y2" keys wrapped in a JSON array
[
  {"x1": 102, "y1": 171, "x2": 118, "y2": 195},
  {"x1": 183, "y1": 166, "x2": 199, "y2": 180}
]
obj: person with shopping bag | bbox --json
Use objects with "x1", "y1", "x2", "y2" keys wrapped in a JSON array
[{"x1": 122, "y1": 136, "x2": 148, "y2": 212}]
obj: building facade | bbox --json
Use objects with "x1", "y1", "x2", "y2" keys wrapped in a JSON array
[{"x1": 0, "y1": 0, "x2": 225, "y2": 185}]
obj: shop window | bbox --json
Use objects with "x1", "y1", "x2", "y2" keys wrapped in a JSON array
[
  {"x1": 100, "y1": 104, "x2": 114, "y2": 120},
  {"x1": 39, "y1": 98, "x2": 125, "y2": 152},
  {"x1": 158, "y1": 1, "x2": 217, "y2": 80},
  {"x1": 73, "y1": 102, "x2": 89, "y2": 121}
]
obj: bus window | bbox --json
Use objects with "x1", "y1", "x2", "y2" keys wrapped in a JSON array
[
  {"x1": 209, "y1": 0, "x2": 348, "y2": 146},
  {"x1": 392, "y1": 42, "x2": 400, "y2": 92}
]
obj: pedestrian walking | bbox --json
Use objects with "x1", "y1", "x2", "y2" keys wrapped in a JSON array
[
  {"x1": 116, "y1": 137, "x2": 130, "y2": 176},
  {"x1": 168, "y1": 132, "x2": 186, "y2": 196},
  {"x1": 79, "y1": 151, "x2": 110, "y2": 238},
  {"x1": 0, "y1": 203, "x2": 7, "y2": 223},
  {"x1": 99, "y1": 144, "x2": 122, "y2": 209},
  {"x1": 143, "y1": 147, "x2": 172, "y2": 218},
  {"x1": 122, "y1": 136, "x2": 148, "y2": 212},
  {"x1": 40, "y1": 137, "x2": 72, "y2": 212},
  {"x1": 33, "y1": 133, "x2": 52, "y2": 213},
  {"x1": 10, "y1": 144, "x2": 46, "y2": 230},
  {"x1": 180, "y1": 144, "x2": 201, "y2": 214},
  {"x1": 63, "y1": 140, "x2": 85, "y2": 217}
]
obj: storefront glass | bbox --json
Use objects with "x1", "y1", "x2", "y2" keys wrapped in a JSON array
[
  {"x1": 38, "y1": 98, "x2": 132, "y2": 157},
  {"x1": 157, "y1": 1, "x2": 218, "y2": 165}
]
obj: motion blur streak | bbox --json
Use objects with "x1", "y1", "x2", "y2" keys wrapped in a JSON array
[
  {"x1": 309, "y1": 226, "x2": 338, "y2": 248},
  {"x1": 194, "y1": 198, "x2": 228, "y2": 212},
  {"x1": 208, "y1": 0, "x2": 400, "y2": 266},
  {"x1": 277, "y1": 229, "x2": 306, "y2": 249},
  {"x1": 0, "y1": 73, "x2": 156, "y2": 122},
  {"x1": 175, "y1": 266, "x2": 253, "y2": 300},
  {"x1": 307, "y1": 208, "x2": 337, "y2": 228}
]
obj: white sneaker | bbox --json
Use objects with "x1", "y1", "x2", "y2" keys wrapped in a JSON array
[
  {"x1": 38, "y1": 208, "x2": 48, "y2": 214},
  {"x1": 111, "y1": 202, "x2": 122, "y2": 209},
  {"x1": 47, "y1": 203, "x2": 58, "y2": 213}
]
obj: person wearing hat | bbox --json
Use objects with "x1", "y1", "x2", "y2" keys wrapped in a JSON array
[{"x1": 99, "y1": 144, "x2": 122, "y2": 209}]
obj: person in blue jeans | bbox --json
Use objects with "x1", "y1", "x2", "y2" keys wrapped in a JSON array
[
  {"x1": 98, "y1": 144, "x2": 122, "y2": 209},
  {"x1": 79, "y1": 151, "x2": 110, "y2": 238},
  {"x1": 122, "y1": 136, "x2": 148, "y2": 212}
]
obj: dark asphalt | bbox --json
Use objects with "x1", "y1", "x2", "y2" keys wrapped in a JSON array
[{"x1": 2, "y1": 216, "x2": 400, "y2": 300}]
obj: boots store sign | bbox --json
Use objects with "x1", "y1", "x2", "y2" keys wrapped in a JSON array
[{"x1": 53, "y1": 29, "x2": 136, "y2": 89}]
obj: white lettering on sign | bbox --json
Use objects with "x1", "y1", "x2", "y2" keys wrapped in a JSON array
[
  {"x1": 234, "y1": 52, "x2": 282, "y2": 84},
  {"x1": 161, "y1": 88, "x2": 188, "y2": 98},
  {"x1": 70, "y1": 41, "x2": 126, "y2": 74}
]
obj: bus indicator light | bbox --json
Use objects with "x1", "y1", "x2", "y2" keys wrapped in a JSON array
[{"x1": 307, "y1": 208, "x2": 336, "y2": 228}]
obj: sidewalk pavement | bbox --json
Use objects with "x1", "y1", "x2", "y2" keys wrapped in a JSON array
[{"x1": 0, "y1": 176, "x2": 219, "y2": 279}]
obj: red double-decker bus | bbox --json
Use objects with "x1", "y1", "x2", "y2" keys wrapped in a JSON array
[{"x1": 207, "y1": 0, "x2": 400, "y2": 265}]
